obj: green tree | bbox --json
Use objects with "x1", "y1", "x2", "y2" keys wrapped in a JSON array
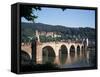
[
  {"x1": 20, "y1": 5, "x2": 41, "y2": 22},
  {"x1": 20, "y1": 5, "x2": 67, "y2": 22},
  {"x1": 40, "y1": 35, "x2": 46, "y2": 42}
]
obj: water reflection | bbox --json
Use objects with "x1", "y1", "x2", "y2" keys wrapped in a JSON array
[
  {"x1": 42, "y1": 46, "x2": 55, "y2": 64},
  {"x1": 42, "y1": 47, "x2": 95, "y2": 68},
  {"x1": 70, "y1": 45, "x2": 75, "y2": 62},
  {"x1": 59, "y1": 54, "x2": 68, "y2": 64},
  {"x1": 59, "y1": 45, "x2": 68, "y2": 64},
  {"x1": 77, "y1": 45, "x2": 80, "y2": 57}
]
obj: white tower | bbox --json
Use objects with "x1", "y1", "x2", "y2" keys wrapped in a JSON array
[
  {"x1": 35, "y1": 30, "x2": 40, "y2": 42},
  {"x1": 86, "y1": 38, "x2": 89, "y2": 47}
]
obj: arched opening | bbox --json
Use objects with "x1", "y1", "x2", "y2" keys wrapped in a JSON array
[
  {"x1": 70, "y1": 45, "x2": 75, "y2": 58},
  {"x1": 77, "y1": 45, "x2": 80, "y2": 56},
  {"x1": 21, "y1": 50, "x2": 31, "y2": 65},
  {"x1": 59, "y1": 45, "x2": 68, "y2": 64},
  {"x1": 42, "y1": 46, "x2": 55, "y2": 64},
  {"x1": 81, "y1": 46, "x2": 84, "y2": 51}
]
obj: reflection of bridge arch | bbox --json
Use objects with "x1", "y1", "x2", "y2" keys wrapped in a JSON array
[
  {"x1": 42, "y1": 46, "x2": 55, "y2": 64},
  {"x1": 59, "y1": 45, "x2": 68, "y2": 64},
  {"x1": 70, "y1": 45, "x2": 75, "y2": 57},
  {"x1": 77, "y1": 45, "x2": 80, "y2": 56}
]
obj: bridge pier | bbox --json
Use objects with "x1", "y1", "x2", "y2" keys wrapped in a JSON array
[
  {"x1": 36, "y1": 44, "x2": 42, "y2": 64},
  {"x1": 80, "y1": 45, "x2": 82, "y2": 57},
  {"x1": 75, "y1": 46, "x2": 77, "y2": 53},
  {"x1": 31, "y1": 40, "x2": 36, "y2": 64},
  {"x1": 54, "y1": 56, "x2": 60, "y2": 64}
]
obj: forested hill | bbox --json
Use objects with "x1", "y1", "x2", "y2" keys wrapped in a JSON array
[{"x1": 21, "y1": 22, "x2": 95, "y2": 40}]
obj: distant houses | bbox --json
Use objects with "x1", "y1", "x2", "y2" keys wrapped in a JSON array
[{"x1": 36, "y1": 30, "x2": 61, "y2": 38}]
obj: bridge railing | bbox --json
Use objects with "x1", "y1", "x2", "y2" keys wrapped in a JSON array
[{"x1": 21, "y1": 40, "x2": 83, "y2": 46}]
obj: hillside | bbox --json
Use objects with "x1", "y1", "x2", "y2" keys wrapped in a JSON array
[{"x1": 21, "y1": 22, "x2": 95, "y2": 42}]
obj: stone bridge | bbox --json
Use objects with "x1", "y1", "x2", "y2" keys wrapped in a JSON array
[
  {"x1": 21, "y1": 41, "x2": 85, "y2": 64},
  {"x1": 21, "y1": 30, "x2": 88, "y2": 64},
  {"x1": 36, "y1": 41, "x2": 84, "y2": 63}
]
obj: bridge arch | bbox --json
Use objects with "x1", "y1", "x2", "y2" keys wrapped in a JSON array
[
  {"x1": 42, "y1": 46, "x2": 56, "y2": 63},
  {"x1": 59, "y1": 45, "x2": 68, "y2": 64},
  {"x1": 81, "y1": 45, "x2": 84, "y2": 51},
  {"x1": 59, "y1": 45, "x2": 68, "y2": 55},
  {"x1": 21, "y1": 50, "x2": 31, "y2": 65},
  {"x1": 70, "y1": 45, "x2": 75, "y2": 52},
  {"x1": 35, "y1": 41, "x2": 85, "y2": 64},
  {"x1": 70, "y1": 45, "x2": 75, "y2": 58},
  {"x1": 77, "y1": 45, "x2": 80, "y2": 56},
  {"x1": 77, "y1": 45, "x2": 80, "y2": 51}
]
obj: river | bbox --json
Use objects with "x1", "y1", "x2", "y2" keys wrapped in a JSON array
[{"x1": 42, "y1": 49, "x2": 96, "y2": 68}]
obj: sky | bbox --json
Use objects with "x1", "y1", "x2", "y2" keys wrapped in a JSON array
[{"x1": 21, "y1": 7, "x2": 95, "y2": 28}]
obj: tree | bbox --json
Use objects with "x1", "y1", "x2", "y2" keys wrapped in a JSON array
[
  {"x1": 40, "y1": 35, "x2": 46, "y2": 42},
  {"x1": 20, "y1": 5, "x2": 68, "y2": 22},
  {"x1": 20, "y1": 5, "x2": 41, "y2": 22}
]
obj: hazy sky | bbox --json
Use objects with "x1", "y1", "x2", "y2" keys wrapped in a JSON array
[{"x1": 21, "y1": 7, "x2": 95, "y2": 28}]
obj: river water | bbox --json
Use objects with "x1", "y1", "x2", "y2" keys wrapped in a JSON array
[{"x1": 42, "y1": 49, "x2": 96, "y2": 68}]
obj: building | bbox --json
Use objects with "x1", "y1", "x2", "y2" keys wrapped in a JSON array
[{"x1": 36, "y1": 30, "x2": 61, "y2": 38}]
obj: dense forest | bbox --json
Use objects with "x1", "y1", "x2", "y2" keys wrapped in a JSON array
[{"x1": 21, "y1": 22, "x2": 95, "y2": 43}]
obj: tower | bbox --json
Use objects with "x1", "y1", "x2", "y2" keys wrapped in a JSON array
[
  {"x1": 86, "y1": 38, "x2": 89, "y2": 47},
  {"x1": 35, "y1": 30, "x2": 40, "y2": 42}
]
